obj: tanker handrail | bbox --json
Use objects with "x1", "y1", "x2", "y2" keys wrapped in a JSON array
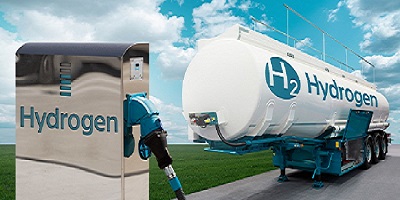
[
  {"x1": 283, "y1": 4, "x2": 376, "y2": 70},
  {"x1": 250, "y1": 4, "x2": 376, "y2": 83},
  {"x1": 250, "y1": 16, "x2": 355, "y2": 72}
]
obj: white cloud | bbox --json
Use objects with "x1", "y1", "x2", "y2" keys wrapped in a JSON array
[
  {"x1": 252, "y1": 14, "x2": 270, "y2": 32},
  {"x1": 150, "y1": 96, "x2": 182, "y2": 114},
  {"x1": 363, "y1": 53, "x2": 400, "y2": 70},
  {"x1": 227, "y1": 0, "x2": 238, "y2": 7},
  {"x1": 378, "y1": 83, "x2": 400, "y2": 110},
  {"x1": 238, "y1": 0, "x2": 252, "y2": 12},
  {"x1": 362, "y1": 52, "x2": 400, "y2": 86},
  {"x1": 93, "y1": 5, "x2": 184, "y2": 45},
  {"x1": 150, "y1": 96, "x2": 189, "y2": 143},
  {"x1": 0, "y1": 104, "x2": 15, "y2": 128},
  {"x1": 328, "y1": 1, "x2": 344, "y2": 22},
  {"x1": 342, "y1": 1, "x2": 400, "y2": 110},
  {"x1": 176, "y1": 0, "x2": 184, "y2": 6},
  {"x1": 156, "y1": 44, "x2": 196, "y2": 79},
  {"x1": 350, "y1": 70, "x2": 366, "y2": 79},
  {"x1": 2, "y1": 1, "x2": 169, "y2": 21},
  {"x1": 192, "y1": 0, "x2": 244, "y2": 39},
  {"x1": 358, "y1": 53, "x2": 400, "y2": 112},
  {"x1": 6, "y1": 10, "x2": 94, "y2": 42},
  {"x1": 0, "y1": 28, "x2": 21, "y2": 81},
  {"x1": 387, "y1": 111, "x2": 400, "y2": 144},
  {"x1": 161, "y1": 0, "x2": 269, "y2": 80},
  {"x1": 1, "y1": 0, "x2": 192, "y2": 80},
  {"x1": 387, "y1": 117, "x2": 400, "y2": 124},
  {"x1": 344, "y1": 0, "x2": 400, "y2": 54},
  {"x1": 335, "y1": 1, "x2": 400, "y2": 143},
  {"x1": 295, "y1": 37, "x2": 313, "y2": 50},
  {"x1": 0, "y1": 28, "x2": 22, "y2": 115},
  {"x1": 4, "y1": 1, "x2": 185, "y2": 45}
]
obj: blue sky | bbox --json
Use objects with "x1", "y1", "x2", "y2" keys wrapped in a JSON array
[{"x1": 0, "y1": 0, "x2": 399, "y2": 144}]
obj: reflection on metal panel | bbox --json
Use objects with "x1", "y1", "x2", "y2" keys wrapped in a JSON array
[
  {"x1": 16, "y1": 43, "x2": 149, "y2": 200},
  {"x1": 123, "y1": 44, "x2": 150, "y2": 200}
]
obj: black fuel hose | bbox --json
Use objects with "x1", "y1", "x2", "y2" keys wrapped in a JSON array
[
  {"x1": 143, "y1": 130, "x2": 186, "y2": 200},
  {"x1": 175, "y1": 188, "x2": 186, "y2": 200},
  {"x1": 216, "y1": 124, "x2": 247, "y2": 147}
]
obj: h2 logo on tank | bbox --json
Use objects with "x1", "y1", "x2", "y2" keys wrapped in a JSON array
[
  {"x1": 265, "y1": 57, "x2": 301, "y2": 100},
  {"x1": 265, "y1": 57, "x2": 378, "y2": 107}
]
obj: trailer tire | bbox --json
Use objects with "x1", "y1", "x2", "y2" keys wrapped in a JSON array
[
  {"x1": 371, "y1": 135, "x2": 380, "y2": 164},
  {"x1": 361, "y1": 138, "x2": 372, "y2": 170},
  {"x1": 378, "y1": 136, "x2": 387, "y2": 160}
]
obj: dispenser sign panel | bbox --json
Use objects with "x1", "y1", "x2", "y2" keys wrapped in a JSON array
[{"x1": 130, "y1": 57, "x2": 143, "y2": 80}]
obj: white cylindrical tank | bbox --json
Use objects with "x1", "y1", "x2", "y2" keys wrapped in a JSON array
[{"x1": 182, "y1": 25, "x2": 389, "y2": 141}]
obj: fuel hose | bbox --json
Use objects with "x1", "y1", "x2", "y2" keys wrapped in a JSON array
[{"x1": 215, "y1": 124, "x2": 247, "y2": 147}]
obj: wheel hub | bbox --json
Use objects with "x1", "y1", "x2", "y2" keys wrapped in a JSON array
[
  {"x1": 375, "y1": 138, "x2": 380, "y2": 158},
  {"x1": 382, "y1": 140, "x2": 387, "y2": 154},
  {"x1": 366, "y1": 143, "x2": 372, "y2": 163}
]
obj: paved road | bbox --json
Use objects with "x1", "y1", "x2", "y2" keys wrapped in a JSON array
[{"x1": 185, "y1": 145, "x2": 400, "y2": 200}]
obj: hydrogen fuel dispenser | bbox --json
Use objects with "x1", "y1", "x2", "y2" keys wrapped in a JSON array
[{"x1": 16, "y1": 43, "x2": 184, "y2": 199}]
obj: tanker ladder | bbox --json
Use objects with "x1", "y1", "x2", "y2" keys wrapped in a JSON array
[{"x1": 192, "y1": 109, "x2": 389, "y2": 188}]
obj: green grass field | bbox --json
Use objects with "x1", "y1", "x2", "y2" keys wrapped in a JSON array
[
  {"x1": 0, "y1": 145, "x2": 15, "y2": 200},
  {"x1": 0, "y1": 144, "x2": 275, "y2": 200},
  {"x1": 149, "y1": 144, "x2": 275, "y2": 200}
]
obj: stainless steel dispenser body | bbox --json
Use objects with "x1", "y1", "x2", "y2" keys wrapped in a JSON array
[{"x1": 16, "y1": 43, "x2": 149, "y2": 200}]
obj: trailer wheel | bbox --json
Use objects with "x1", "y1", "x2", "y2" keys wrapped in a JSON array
[
  {"x1": 361, "y1": 139, "x2": 372, "y2": 170},
  {"x1": 378, "y1": 136, "x2": 387, "y2": 160},
  {"x1": 371, "y1": 135, "x2": 380, "y2": 164}
]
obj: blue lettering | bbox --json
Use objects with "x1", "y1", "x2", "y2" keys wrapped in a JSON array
[
  {"x1": 354, "y1": 91, "x2": 363, "y2": 107},
  {"x1": 329, "y1": 80, "x2": 339, "y2": 99},
  {"x1": 363, "y1": 94, "x2": 370, "y2": 106},
  {"x1": 306, "y1": 73, "x2": 319, "y2": 95},
  {"x1": 20, "y1": 106, "x2": 34, "y2": 128},
  {"x1": 46, "y1": 108, "x2": 59, "y2": 129},
  {"x1": 36, "y1": 112, "x2": 47, "y2": 133},
  {"x1": 61, "y1": 113, "x2": 68, "y2": 129},
  {"x1": 345, "y1": 88, "x2": 354, "y2": 102},
  {"x1": 82, "y1": 114, "x2": 93, "y2": 136},
  {"x1": 319, "y1": 81, "x2": 329, "y2": 101},
  {"x1": 68, "y1": 114, "x2": 80, "y2": 130},
  {"x1": 338, "y1": 87, "x2": 344, "y2": 100},
  {"x1": 370, "y1": 95, "x2": 378, "y2": 107},
  {"x1": 18, "y1": 106, "x2": 119, "y2": 135},
  {"x1": 95, "y1": 115, "x2": 105, "y2": 131},
  {"x1": 107, "y1": 116, "x2": 118, "y2": 133},
  {"x1": 344, "y1": 88, "x2": 354, "y2": 102},
  {"x1": 305, "y1": 73, "x2": 378, "y2": 107}
]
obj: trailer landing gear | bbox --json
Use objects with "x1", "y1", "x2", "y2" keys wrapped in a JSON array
[
  {"x1": 277, "y1": 169, "x2": 289, "y2": 183},
  {"x1": 312, "y1": 175, "x2": 324, "y2": 189}
]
